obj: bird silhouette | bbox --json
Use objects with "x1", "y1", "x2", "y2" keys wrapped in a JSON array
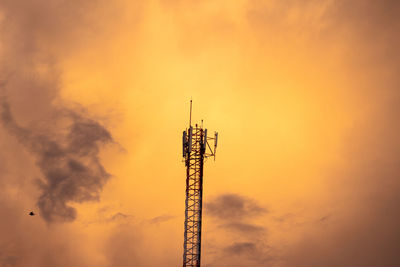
[{"x1": 29, "y1": 211, "x2": 35, "y2": 216}]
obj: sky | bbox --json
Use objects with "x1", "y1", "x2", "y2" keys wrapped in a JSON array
[{"x1": 0, "y1": 0, "x2": 400, "y2": 266}]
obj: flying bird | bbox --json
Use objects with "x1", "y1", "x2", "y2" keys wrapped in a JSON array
[{"x1": 29, "y1": 211, "x2": 35, "y2": 216}]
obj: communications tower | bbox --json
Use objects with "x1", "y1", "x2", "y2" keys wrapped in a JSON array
[{"x1": 182, "y1": 100, "x2": 218, "y2": 267}]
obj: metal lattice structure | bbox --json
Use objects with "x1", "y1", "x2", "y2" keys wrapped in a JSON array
[{"x1": 182, "y1": 101, "x2": 218, "y2": 267}]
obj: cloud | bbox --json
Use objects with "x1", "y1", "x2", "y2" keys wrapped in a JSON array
[
  {"x1": 0, "y1": 251, "x2": 19, "y2": 267},
  {"x1": 0, "y1": 100, "x2": 113, "y2": 222},
  {"x1": 243, "y1": 0, "x2": 400, "y2": 266},
  {"x1": 217, "y1": 241, "x2": 275, "y2": 267},
  {"x1": 1, "y1": 0, "x2": 400, "y2": 266},
  {"x1": 149, "y1": 214, "x2": 176, "y2": 224},
  {"x1": 205, "y1": 194, "x2": 269, "y2": 266},
  {"x1": 107, "y1": 212, "x2": 133, "y2": 223},
  {"x1": 222, "y1": 222, "x2": 265, "y2": 234},
  {"x1": 0, "y1": 0, "x2": 123, "y2": 264},
  {"x1": 223, "y1": 242, "x2": 257, "y2": 255},
  {"x1": 0, "y1": 0, "x2": 120, "y2": 224},
  {"x1": 206, "y1": 193, "x2": 267, "y2": 221}
]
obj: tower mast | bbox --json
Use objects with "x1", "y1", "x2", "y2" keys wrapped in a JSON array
[{"x1": 182, "y1": 101, "x2": 218, "y2": 267}]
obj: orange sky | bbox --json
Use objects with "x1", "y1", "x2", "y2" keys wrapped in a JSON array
[{"x1": 1, "y1": 0, "x2": 400, "y2": 266}]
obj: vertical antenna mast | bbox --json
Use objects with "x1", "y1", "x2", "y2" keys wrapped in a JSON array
[
  {"x1": 182, "y1": 100, "x2": 218, "y2": 267},
  {"x1": 189, "y1": 99, "x2": 192, "y2": 127}
]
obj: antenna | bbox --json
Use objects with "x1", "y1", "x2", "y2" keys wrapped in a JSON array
[
  {"x1": 189, "y1": 99, "x2": 192, "y2": 127},
  {"x1": 182, "y1": 131, "x2": 187, "y2": 157},
  {"x1": 214, "y1": 132, "x2": 218, "y2": 161},
  {"x1": 188, "y1": 126, "x2": 193, "y2": 153},
  {"x1": 203, "y1": 129, "x2": 207, "y2": 150}
]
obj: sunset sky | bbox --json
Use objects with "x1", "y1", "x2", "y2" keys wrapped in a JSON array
[{"x1": 1, "y1": 0, "x2": 400, "y2": 266}]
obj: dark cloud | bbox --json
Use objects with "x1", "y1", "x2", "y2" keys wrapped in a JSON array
[
  {"x1": 149, "y1": 214, "x2": 175, "y2": 224},
  {"x1": 0, "y1": 0, "x2": 118, "y2": 224},
  {"x1": 218, "y1": 241, "x2": 275, "y2": 267},
  {"x1": 223, "y1": 242, "x2": 257, "y2": 255},
  {"x1": 0, "y1": 100, "x2": 113, "y2": 222},
  {"x1": 0, "y1": 1, "x2": 122, "y2": 266},
  {"x1": 107, "y1": 212, "x2": 133, "y2": 223},
  {"x1": 0, "y1": 252, "x2": 19, "y2": 267},
  {"x1": 222, "y1": 222, "x2": 265, "y2": 234},
  {"x1": 205, "y1": 194, "x2": 269, "y2": 266},
  {"x1": 0, "y1": 0, "x2": 132, "y2": 264},
  {"x1": 318, "y1": 215, "x2": 329, "y2": 223},
  {"x1": 206, "y1": 193, "x2": 267, "y2": 221}
]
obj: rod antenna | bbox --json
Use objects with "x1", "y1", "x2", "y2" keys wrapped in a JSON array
[{"x1": 189, "y1": 99, "x2": 192, "y2": 127}]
